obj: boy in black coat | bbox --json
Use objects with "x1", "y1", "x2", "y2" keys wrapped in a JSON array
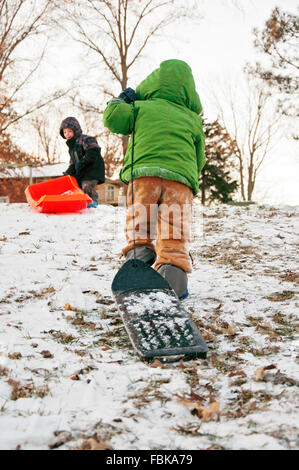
[{"x1": 60, "y1": 117, "x2": 105, "y2": 203}]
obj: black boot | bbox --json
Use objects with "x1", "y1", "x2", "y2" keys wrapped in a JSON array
[
  {"x1": 157, "y1": 264, "x2": 188, "y2": 299},
  {"x1": 126, "y1": 247, "x2": 156, "y2": 266}
]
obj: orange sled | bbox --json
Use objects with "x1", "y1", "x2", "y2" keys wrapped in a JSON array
[{"x1": 25, "y1": 175, "x2": 92, "y2": 213}]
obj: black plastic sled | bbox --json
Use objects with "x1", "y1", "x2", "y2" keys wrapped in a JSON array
[{"x1": 111, "y1": 259, "x2": 208, "y2": 363}]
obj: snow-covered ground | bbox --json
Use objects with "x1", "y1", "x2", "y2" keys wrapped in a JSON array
[{"x1": 0, "y1": 202, "x2": 298, "y2": 450}]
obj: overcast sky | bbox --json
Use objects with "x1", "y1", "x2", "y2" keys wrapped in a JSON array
[{"x1": 21, "y1": 0, "x2": 299, "y2": 205}]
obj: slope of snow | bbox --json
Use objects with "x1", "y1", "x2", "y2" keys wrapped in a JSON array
[{"x1": 0, "y1": 202, "x2": 298, "y2": 450}]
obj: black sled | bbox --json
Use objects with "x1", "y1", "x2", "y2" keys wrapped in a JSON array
[{"x1": 111, "y1": 259, "x2": 208, "y2": 363}]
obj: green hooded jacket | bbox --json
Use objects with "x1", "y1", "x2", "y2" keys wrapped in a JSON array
[{"x1": 103, "y1": 59, "x2": 205, "y2": 195}]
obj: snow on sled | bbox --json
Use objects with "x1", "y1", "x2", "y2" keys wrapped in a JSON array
[
  {"x1": 112, "y1": 259, "x2": 208, "y2": 363},
  {"x1": 25, "y1": 175, "x2": 92, "y2": 213}
]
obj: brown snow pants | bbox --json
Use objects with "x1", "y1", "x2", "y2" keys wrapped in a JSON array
[{"x1": 123, "y1": 177, "x2": 193, "y2": 273}]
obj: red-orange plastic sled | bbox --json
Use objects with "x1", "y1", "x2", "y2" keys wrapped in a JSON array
[{"x1": 25, "y1": 175, "x2": 92, "y2": 213}]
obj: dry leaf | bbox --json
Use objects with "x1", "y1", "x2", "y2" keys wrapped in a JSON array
[
  {"x1": 64, "y1": 303, "x2": 78, "y2": 311},
  {"x1": 190, "y1": 390, "x2": 205, "y2": 404},
  {"x1": 41, "y1": 350, "x2": 53, "y2": 359},
  {"x1": 254, "y1": 366, "x2": 266, "y2": 382},
  {"x1": 270, "y1": 370, "x2": 297, "y2": 386},
  {"x1": 202, "y1": 331, "x2": 215, "y2": 342},
  {"x1": 201, "y1": 402, "x2": 220, "y2": 422},
  {"x1": 80, "y1": 438, "x2": 112, "y2": 450},
  {"x1": 49, "y1": 431, "x2": 72, "y2": 449},
  {"x1": 214, "y1": 257, "x2": 225, "y2": 264},
  {"x1": 150, "y1": 359, "x2": 164, "y2": 368},
  {"x1": 248, "y1": 401, "x2": 257, "y2": 411},
  {"x1": 41, "y1": 287, "x2": 55, "y2": 295},
  {"x1": 70, "y1": 374, "x2": 80, "y2": 381},
  {"x1": 222, "y1": 326, "x2": 237, "y2": 336},
  {"x1": 267, "y1": 291, "x2": 294, "y2": 302},
  {"x1": 228, "y1": 370, "x2": 247, "y2": 378},
  {"x1": 8, "y1": 352, "x2": 22, "y2": 360},
  {"x1": 7, "y1": 378, "x2": 20, "y2": 388},
  {"x1": 178, "y1": 360, "x2": 187, "y2": 369},
  {"x1": 176, "y1": 394, "x2": 220, "y2": 422},
  {"x1": 176, "y1": 394, "x2": 203, "y2": 413},
  {"x1": 254, "y1": 364, "x2": 276, "y2": 382}
]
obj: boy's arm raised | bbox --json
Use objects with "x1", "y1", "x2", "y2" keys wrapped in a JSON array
[
  {"x1": 103, "y1": 101, "x2": 134, "y2": 135},
  {"x1": 103, "y1": 87, "x2": 136, "y2": 135}
]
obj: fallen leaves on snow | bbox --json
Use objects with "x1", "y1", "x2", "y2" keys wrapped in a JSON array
[
  {"x1": 70, "y1": 374, "x2": 80, "y2": 381},
  {"x1": 49, "y1": 431, "x2": 72, "y2": 449},
  {"x1": 176, "y1": 393, "x2": 220, "y2": 422},
  {"x1": 40, "y1": 350, "x2": 53, "y2": 359},
  {"x1": 253, "y1": 365, "x2": 297, "y2": 386},
  {"x1": 64, "y1": 303, "x2": 79, "y2": 311},
  {"x1": 80, "y1": 437, "x2": 113, "y2": 450},
  {"x1": 149, "y1": 359, "x2": 169, "y2": 369},
  {"x1": 254, "y1": 364, "x2": 277, "y2": 382},
  {"x1": 267, "y1": 291, "x2": 295, "y2": 302},
  {"x1": 228, "y1": 370, "x2": 247, "y2": 378}
]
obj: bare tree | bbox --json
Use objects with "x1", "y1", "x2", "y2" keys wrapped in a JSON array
[
  {"x1": 61, "y1": 0, "x2": 200, "y2": 91},
  {"x1": 248, "y1": 7, "x2": 299, "y2": 139},
  {"x1": 0, "y1": 0, "x2": 69, "y2": 135},
  {"x1": 100, "y1": 127, "x2": 123, "y2": 178},
  {"x1": 0, "y1": 0, "x2": 50, "y2": 81},
  {"x1": 252, "y1": 7, "x2": 298, "y2": 98},
  {"x1": 31, "y1": 113, "x2": 61, "y2": 165},
  {"x1": 213, "y1": 75, "x2": 282, "y2": 201},
  {"x1": 0, "y1": 130, "x2": 33, "y2": 170},
  {"x1": 57, "y1": 0, "x2": 202, "y2": 163}
]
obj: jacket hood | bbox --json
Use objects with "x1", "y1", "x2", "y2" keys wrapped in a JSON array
[
  {"x1": 135, "y1": 59, "x2": 202, "y2": 114},
  {"x1": 60, "y1": 117, "x2": 82, "y2": 139}
]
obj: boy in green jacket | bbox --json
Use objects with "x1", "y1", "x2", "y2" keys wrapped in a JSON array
[{"x1": 103, "y1": 59, "x2": 205, "y2": 299}]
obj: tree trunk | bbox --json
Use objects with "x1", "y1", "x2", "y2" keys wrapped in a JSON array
[
  {"x1": 247, "y1": 164, "x2": 255, "y2": 201},
  {"x1": 122, "y1": 135, "x2": 129, "y2": 161},
  {"x1": 237, "y1": 153, "x2": 246, "y2": 201}
]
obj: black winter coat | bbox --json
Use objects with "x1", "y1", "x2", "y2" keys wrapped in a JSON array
[{"x1": 60, "y1": 117, "x2": 105, "y2": 185}]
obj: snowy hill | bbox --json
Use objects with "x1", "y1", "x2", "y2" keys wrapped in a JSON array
[{"x1": 0, "y1": 202, "x2": 298, "y2": 450}]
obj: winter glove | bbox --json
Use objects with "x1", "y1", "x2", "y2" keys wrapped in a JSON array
[
  {"x1": 118, "y1": 87, "x2": 136, "y2": 104},
  {"x1": 63, "y1": 164, "x2": 76, "y2": 177}
]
